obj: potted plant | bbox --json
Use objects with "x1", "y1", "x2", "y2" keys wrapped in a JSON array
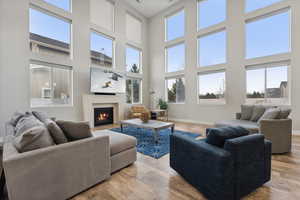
[{"x1": 158, "y1": 98, "x2": 168, "y2": 110}]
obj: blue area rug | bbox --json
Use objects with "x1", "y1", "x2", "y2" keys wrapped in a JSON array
[{"x1": 110, "y1": 126, "x2": 200, "y2": 159}]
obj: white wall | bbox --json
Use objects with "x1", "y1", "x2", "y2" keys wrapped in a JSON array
[
  {"x1": 0, "y1": 0, "x2": 149, "y2": 134},
  {"x1": 149, "y1": 0, "x2": 300, "y2": 130}
]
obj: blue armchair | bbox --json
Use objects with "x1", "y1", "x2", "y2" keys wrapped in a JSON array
[{"x1": 170, "y1": 132, "x2": 271, "y2": 200}]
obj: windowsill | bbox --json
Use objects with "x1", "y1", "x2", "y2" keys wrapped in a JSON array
[
  {"x1": 167, "y1": 102, "x2": 185, "y2": 105},
  {"x1": 245, "y1": 99, "x2": 291, "y2": 106},
  {"x1": 198, "y1": 99, "x2": 226, "y2": 106}
]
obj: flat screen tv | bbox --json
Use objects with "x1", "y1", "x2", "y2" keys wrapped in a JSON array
[{"x1": 90, "y1": 67, "x2": 125, "y2": 94}]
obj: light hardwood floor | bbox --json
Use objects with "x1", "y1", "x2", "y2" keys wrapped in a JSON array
[{"x1": 72, "y1": 122, "x2": 300, "y2": 200}]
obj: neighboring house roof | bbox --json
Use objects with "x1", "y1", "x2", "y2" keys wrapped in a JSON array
[{"x1": 30, "y1": 33, "x2": 70, "y2": 49}]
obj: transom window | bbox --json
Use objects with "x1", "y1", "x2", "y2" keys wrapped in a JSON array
[
  {"x1": 197, "y1": 0, "x2": 226, "y2": 30},
  {"x1": 43, "y1": 0, "x2": 71, "y2": 11},
  {"x1": 166, "y1": 77, "x2": 185, "y2": 103},
  {"x1": 246, "y1": 10, "x2": 290, "y2": 59},
  {"x1": 198, "y1": 30, "x2": 226, "y2": 67},
  {"x1": 166, "y1": 43, "x2": 185, "y2": 73},
  {"x1": 29, "y1": 8, "x2": 71, "y2": 58},
  {"x1": 165, "y1": 9, "x2": 185, "y2": 41},
  {"x1": 126, "y1": 13, "x2": 142, "y2": 44},
  {"x1": 30, "y1": 61, "x2": 73, "y2": 107},
  {"x1": 246, "y1": 0, "x2": 283, "y2": 13},
  {"x1": 90, "y1": 31, "x2": 114, "y2": 68},
  {"x1": 126, "y1": 46, "x2": 142, "y2": 73},
  {"x1": 198, "y1": 71, "x2": 226, "y2": 103},
  {"x1": 126, "y1": 79, "x2": 142, "y2": 104},
  {"x1": 246, "y1": 64, "x2": 289, "y2": 104}
]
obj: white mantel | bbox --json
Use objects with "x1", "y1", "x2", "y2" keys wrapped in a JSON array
[{"x1": 82, "y1": 94, "x2": 125, "y2": 128}]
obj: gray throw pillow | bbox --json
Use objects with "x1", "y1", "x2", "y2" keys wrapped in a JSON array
[
  {"x1": 32, "y1": 111, "x2": 50, "y2": 123},
  {"x1": 9, "y1": 111, "x2": 25, "y2": 127},
  {"x1": 15, "y1": 114, "x2": 44, "y2": 137},
  {"x1": 13, "y1": 126, "x2": 55, "y2": 153},
  {"x1": 258, "y1": 108, "x2": 281, "y2": 123},
  {"x1": 241, "y1": 105, "x2": 254, "y2": 120},
  {"x1": 250, "y1": 106, "x2": 266, "y2": 122},
  {"x1": 56, "y1": 120, "x2": 92, "y2": 141},
  {"x1": 277, "y1": 108, "x2": 291, "y2": 119},
  {"x1": 46, "y1": 120, "x2": 68, "y2": 144}
]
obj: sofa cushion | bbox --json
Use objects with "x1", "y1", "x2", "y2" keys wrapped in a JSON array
[
  {"x1": 277, "y1": 108, "x2": 291, "y2": 119},
  {"x1": 250, "y1": 106, "x2": 266, "y2": 122},
  {"x1": 13, "y1": 126, "x2": 55, "y2": 153},
  {"x1": 46, "y1": 120, "x2": 68, "y2": 144},
  {"x1": 241, "y1": 105, "x2": 254, "y2": 120},
  {"x1": 15, "y1": 114, "x2": 44, "y2": 137},
  {"x1": 215, "y1": 120, "x2": 259, "y2": 133},
  {"x1": 206, "y1": 126, "x2": 249, "y2": 147},
  {"x1": 93, "y1": 130, "x2": 137, "y2": 156},
  {"x1": 9, "y1": 111, "x2": 25, "y2": 127},
  {"x1": 258, "y1": 108, "x2": 281, "y2": 123},
  {"x1": 56, "y1": 120, "x2": 92, "y2": 141}
]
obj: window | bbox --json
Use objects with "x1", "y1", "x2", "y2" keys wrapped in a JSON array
[
  {"x1": 126, "y1": 79, "x2": 142, "y2": 104},
  {"x1": 166, "y1": 43, "x2": 185, "y2": 72},
  {"x1": 246, "y1": 10, "x2": 290, "y2": 59},
  {"x1": 30, "y1": 62, "x2": 73, "y2": 107},
  {"x1": 246, "y1": 64, "x2": 289, "y2": 104},
  {"x1": 198, "y1": 30, "x2": 226, "y2": 67},
  {"x1": 246, "y1": 0, "x2": 283, "y2": 13},
  {"x1": 90, "y1": 31, "x2": 114, "y2": 68},
  {"x1": 198, "y1": 71, "x2": 226, "y2": 103},
  {"x1": 29, "y1": 8, "x2": 71, "y2": 58},
  {"x1": 166, "y1": 77, "x2": 185, "y2": 103},
  {"x1": 126, "y1": 13, "x2": 142, "y2": 44},
  {"x1": 126, "y1": 46, "x2": 142, "y2": 73},
  {"x1": 90, "y1": 0, "x2": 114, "y2": 31},
  {"x1": 43, "y1": 0, "x2": 71, "y2": 11},
  {"x1": 166, "y1": 9, "x2": 185, "y2": 41},
  {"x1": 198, "y1": 0, "x2": 226, "y2": 30}
]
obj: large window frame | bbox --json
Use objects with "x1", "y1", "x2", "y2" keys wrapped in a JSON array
[
  {"x1": 43, "y1": 0, "x2": 72, "y2": 12},
  {"x1": 165, "y1": 42, "x2": 185, "y2": 73},
  {"x1": 126, "y1": 78, "x2": 143, "y2": 104},
  {"x1": 165, "y1": 8, "x2": 185, "y2": 42},
  {"x1": 246, "y1": 62, "x2": 290, "y2": 105},
  {"x1": 126, "y1": 44, "x2": 142, "y2": 74},
  {"x1": 30, "y1": 60, "x2": 73, "y2": 108},
  {"x1": 165, "y1": 76, "x2": 186, "y2": 104}
]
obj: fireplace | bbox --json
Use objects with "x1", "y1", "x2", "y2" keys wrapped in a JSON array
[{"x1": 94, "y1": 107, "x2": 114, "y2": 126}]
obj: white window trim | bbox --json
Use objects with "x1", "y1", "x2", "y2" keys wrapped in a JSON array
[
  {"x1": 165, "y1": 76, "x2": 186, "y2": 104},
  {"x1": 165, "y1": 8, "x2": 185, "y2": 42},
  {"x1": 126, "y1": 77, "x2": 143, "y2": 105},
  {"x1": 126, "y1": 44, "x2": 143, "y2": 74},
  {"x1": 165, "y1": 42, "x2": 185, "y2": 74},
  {"x1": 90, "y1": 30, "x2": 116, "y2": 69},
  {"x1": 197, "y1": 70, "x2": 226, "y2": 105},
  {"x1": 245, "y1": 61, "x2": 291, "y2": 105},
  {"x1": 30, "y1": 60, "x2": 74, "y2": 108}
]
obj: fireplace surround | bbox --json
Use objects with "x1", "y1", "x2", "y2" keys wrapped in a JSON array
[{"x1": 94, "y1": 107, "x2": 114, "y2": 126}]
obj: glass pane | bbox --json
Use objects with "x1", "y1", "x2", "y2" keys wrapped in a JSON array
[
  {"x1": 29, "y1": 8, "x2": 71, "y2": 57},
  {"x1": 246, "y1": 0, "x2": 283, "y2": 12},
  {"x1": 90, "y1": 32, "x2": 113, "y2": 68},
  {"x1": 246, "y1": 11, "x2": 290, "y2": 59},
  {"x1": 167, "y1": 43, "x2": 185, "y2": 72},
  {"x1": 198, "y1": 31, "x2": 226, "y2": 66},
  {"x1": 166, "y1": 10, "x2": 185, "y2": 41},
  {"x1": 90, "y1": 0, "x2": 114, "y2": 31},
  {"x1": 30, "y1": 64, "x2": 52, "y2": 107},
  {"x1": 126, "y1": 47, "x2": 141, "y2": 73},
  {"x1": 266, "y1": 66, "x2": 288, "y2": 99},
  {"x1": 167, "y1": 78, "x2": 185, "y2": 103},
  {"x1": 43, "y1": 0, "x2": 70, "y2": 11},
  {"x1": 52, "y1": 67, "x2": 72, "y2": 105},
  {"x1": 132, "y1": 80, "x2": 141, "y2": 103},
  {"x1": 246, "y1": 68, "x2": 265, "y2": 99},
  {"x1": 198, "y1": 0, "x2": 226, "y2": 29},
  {"x1": 126, "y1": 14, "x2": 142, "y2": 44},
  {"x1": 126, "y1": 80, "x2": 132, "y2": 104},
  {"x1": 199, "y1": 72, "x2": 225, "y2": 100}
]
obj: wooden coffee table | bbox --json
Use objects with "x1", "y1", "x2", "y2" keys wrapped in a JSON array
[{"x1": 120, "y1": 119, "x2": 175, "y2": 143}]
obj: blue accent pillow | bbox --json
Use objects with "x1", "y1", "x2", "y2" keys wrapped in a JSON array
[{"x1": 206, "y1": 126, "x2": 249, "y2": 147}]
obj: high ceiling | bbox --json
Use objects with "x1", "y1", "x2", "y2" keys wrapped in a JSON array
[{"x1": 123, "y1": 0, "x2": 180, "y2": 18}]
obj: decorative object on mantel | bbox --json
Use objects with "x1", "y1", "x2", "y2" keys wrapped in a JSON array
[{"x1": 140, "y1": 112, "x2": 150, "y2": 123}]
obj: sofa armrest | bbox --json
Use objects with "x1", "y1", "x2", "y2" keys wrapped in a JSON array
[
  {"x1": 259, "y1": 118, "x2": 292, "y2": 153},
  {"x1": 170, "y1": 133, "x2": 235, "y2": 199},
  {"x1": 236, "y1": 112, "x2": 242, "y2": 120},
  {"x1": 3, "y1": 135, "x2": 111, "y2": 200}
]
